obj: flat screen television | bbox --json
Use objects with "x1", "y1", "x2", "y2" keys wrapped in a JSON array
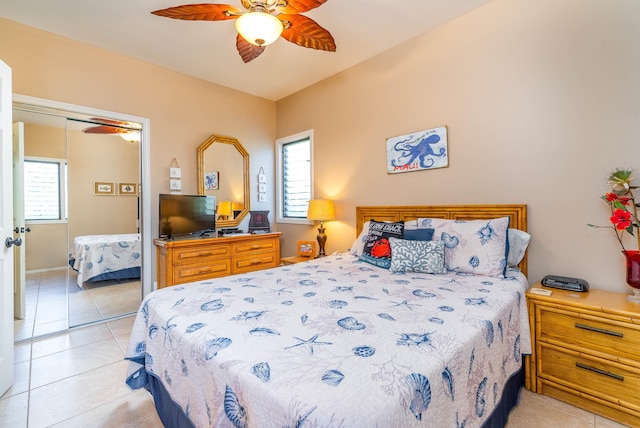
[{"x1": 159, "y1": 194, "x2": 216, "y2": 238}]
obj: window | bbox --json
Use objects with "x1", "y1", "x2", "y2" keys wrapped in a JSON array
[
  {"x1": 24, "y1": 157, "x2": 67, "y2": 222},
  {"x1": 276, "y1": 130, "x2": 313, "y2": 224}
]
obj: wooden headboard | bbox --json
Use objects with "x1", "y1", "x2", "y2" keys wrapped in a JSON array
[{"x1": 356, "y1": 204, "x2": 528, "y2": 276}]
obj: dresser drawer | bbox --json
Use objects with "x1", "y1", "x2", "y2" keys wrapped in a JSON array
[
  {"x1": 233, "y1": 238, "x2": 277, "y2": 255},
  {"x1": 233, "y1": 252, "x2": 278, "y2": 274},
  {"x1": 538, "y1": 343, "x2": 640, "y2": 410},
  {"x1": 174, "y1": 259, "x2": 232, "y2": 284},
  {"x1": 538, "y1": 305, "x2": 640, "y2": 362},
  {"x1": 172, "y1": 245, "x2": 230, "y2": 265}
]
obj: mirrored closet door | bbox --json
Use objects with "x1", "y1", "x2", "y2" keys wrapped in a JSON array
[{"x1": 12, "y1": 98, "x2": 151, "y2": 341}]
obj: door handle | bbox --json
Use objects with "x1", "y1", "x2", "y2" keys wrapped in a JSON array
[{"x1": 5, "y1": 237, "x2": 23, "y2": 248}]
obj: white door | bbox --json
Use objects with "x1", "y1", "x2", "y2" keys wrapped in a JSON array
[
  {"x1": 13, "y1": 122, "x2": 25, "y2": 319},
  {"x1": 0, "y1": 59, "x2": 14, "y2": 395}
]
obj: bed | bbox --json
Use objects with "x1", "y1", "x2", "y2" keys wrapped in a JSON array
[
  {"x1": 126, "y1": 204, "x2": 531, "y2": 427},
  {"x1": 69, "y1": 233, "x2": 142, "y2": 287}
]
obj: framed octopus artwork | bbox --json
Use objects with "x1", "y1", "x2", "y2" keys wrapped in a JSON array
[{"x1": 385, "y1": 126, "x2": 448, "y2": 174}]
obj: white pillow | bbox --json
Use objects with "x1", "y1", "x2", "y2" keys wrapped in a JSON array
[
  {"x1": 507, "y1": 228, "x2": 531, "y2": 268},
  {"x1": 418, "y1": 216, "x2": 510, "y2": 278}
]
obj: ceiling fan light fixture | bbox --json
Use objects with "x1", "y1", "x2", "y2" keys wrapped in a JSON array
[
  {"x1": 235, "y1": 10, "x2": 283, "y2": 47},
  {"x1": 120, "y1": 131, "x2": 140, "y2": 143}
]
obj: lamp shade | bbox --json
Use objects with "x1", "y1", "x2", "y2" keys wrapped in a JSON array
[
  {"x1": 235, "y1": 11, "x2": 283, "y2": 47},
  {"x1": 218, "y1": 201, "x2": 232, "y2": 217},
  {"x1": 307, "y1": 199, "x2": 336, "y2": 221}
]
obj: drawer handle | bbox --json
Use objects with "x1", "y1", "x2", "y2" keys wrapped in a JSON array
[
  {"x1": 251, "y1": 245, "x2": 262, "y2": 249},
  {"x1": 575, "y1": 323, "x2": 623, "y2": 338},
  {"x1": 576, "y1": 362, "x2": 624, "y2": 381},
  {"x1": 250, "y1": 259, "x2": 262, "y2": 265}
]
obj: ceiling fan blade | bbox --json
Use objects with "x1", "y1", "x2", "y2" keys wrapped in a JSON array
[
  {"x1": 276, "y1": 0, "x2": 328, "y2": 14},
  {"x1": 236, "y1": 34, "x2": 265, "y2": 63},
  {"x1": 151, "y1": 4, "x2": 242, "y2": 21},
  {"x1": 82, "y1": 125, "x2": 129, "y2": 134},
  {"x1": 279, "y1": 14, "x2": 336, "y2": 52}
]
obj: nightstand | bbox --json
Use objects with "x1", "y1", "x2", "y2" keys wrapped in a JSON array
[
  {"x1": 526, "y1": 283, "x2": 640, "y2": 426},
  {"x1": 280, "y1": 256, "x2": 313, "y2": 265}
]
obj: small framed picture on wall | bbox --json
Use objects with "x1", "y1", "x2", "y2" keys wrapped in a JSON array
[
  {"x1": 94, "y1": 182, "x2": 115, "y2": 195},
  {"x1": 118, "y1": 182, "x2": 138, "y2": 195}
]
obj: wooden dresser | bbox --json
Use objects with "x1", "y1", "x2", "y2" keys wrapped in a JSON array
[
  {"x1": 154, "y1": 232, "x2": 281, "y2": 288},
  {"x1": 526, "y1": 284, "x2": 640, "y2": 427}
]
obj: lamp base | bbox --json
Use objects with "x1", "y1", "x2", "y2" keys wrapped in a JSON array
[{"x1": 316, "y1": 222, "x2": 327, "y2": 257}]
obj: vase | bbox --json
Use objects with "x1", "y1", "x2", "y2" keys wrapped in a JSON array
[{"x1": 623, "y1": 250, "x2": 640, "y2": 303}]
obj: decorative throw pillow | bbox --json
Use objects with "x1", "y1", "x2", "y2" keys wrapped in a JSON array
[
  {"x1": 403, "y1": 228, "x2": 434, "y2": 241},
  {"x1": 417, "y1": 216, "x2": 510, "y2": 277},
  {"x1": 349, "y1": 221, "x2": 370, "y2": 257},
  {"x1": 507, "y1": 228, "x2": 531, "y2": 268},
  {"x1": 359, "y1": 220, "x2": 404, "y2": 269},
  {"x1": 389, "y1": 238, "x2": 446, "y2": 274}
]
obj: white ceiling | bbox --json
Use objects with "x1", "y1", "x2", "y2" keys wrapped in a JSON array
[{"x1": 0, "y1": 0, "x2": 492, "y2": 101}]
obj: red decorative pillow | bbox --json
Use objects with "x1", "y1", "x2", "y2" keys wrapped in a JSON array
[{"x1": 359, "y1": 220, "x2": 405, "y2": 269}]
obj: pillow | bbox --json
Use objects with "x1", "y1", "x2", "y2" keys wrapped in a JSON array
[
  {"x1": 349, "y1": 221, "x2": 370, "y2": 256},
  {"x1": 359, "y1": 220, "x2": 404, "y2": 269},
  {"x1": 403, "y1": 228, "x2": 434, "y2": 241},
  {"x1": 507, "y1": 228, "x2": 531, "y2": 268},
  {"x1": 417, "y1": 216, "x2": 510, "y2": 278},
  {"x1": 389, "y1": 238, "x2": 446, "y2": 274}
]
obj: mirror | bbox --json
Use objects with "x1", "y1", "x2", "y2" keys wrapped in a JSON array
[{"x1": 197, "y1": 135, "x2": 249, "y2": 228}]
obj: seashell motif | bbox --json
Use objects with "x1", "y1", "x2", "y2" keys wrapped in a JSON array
[
  {"x1": 249, "y1": 327, "x2": 280, "y2": 336},
  {"x1": 299, "y1": 279, "x2": 317, "y2": 286},
  {"x1": 397, "y1": 333, "x2": 433, "y2": 347},
  {"x1": 394, "y1": 280, "x2": 410, "y2": 285},
  {"x1": 354, "y1": 295, "x2": 377, "y2": 300},
  {"x1": 481, "y1": 281, "x2": 494, "y2": 286},
  {"x1": 359, "y1": 266, "x2": 374, "y2": 271},
  {"x1": 469, "y1": 256, "x2": 480, "y2": 268},
  {"x1": 164, "y1": 369, "x2": 171, "y2": 385},
  {"x1": 441, "y1": 233, "x2": 459, "y2": 249},
  {"x1": 438, "y1": 306, "x2": 454, "y2": 312},
  {"x1": 337, "y1": 317, "x2": 366, "y2": 330},
  {"x1": 321, "y1": 370, "x2": 345, "y2": 387},
  {"x1": 442, "y1": 367, "x2": 454, "y2": 401},
  {"x1": 148, "y1": 324, "x2": 159, "y2": 339},
  {"x1": 382, "y1": 288, "x2": 390, "y2": 295},
  {"x1": 212, "y1": 287, "x2": 231, "y2": 293},
  {"x1": 513, "y1": 335, "x2": 521, "y2": 362},
  {"x1": 439, "y1": 287, "x2": 454, "y2": 292},
  {"x1": 483, "y1": 320, "x2": 494, "y2": 347},
  {"x1": 232, "y1": 311, "x2": 266, "y2": 321},
  {"x1": 353, "y1": 345, "x2": 375, "y2": 357},
  {"x1": 118, "y1": 241, "x2": 130, "y2": 248},
  {"x1": 476, "y1": 223, "x2": 495, "y2": 244},
  {"x1": 303, "y1": 292, "x2": 316, "y2": 297},
  {"x1": 406, "y1": 373, "x2": 431, "y2": 421},
  {"x1": 358, "y1": 279, "x2": 368, "y2": 284},
  {"x1": 377, "y1": 313, "x2": 395, "y2": 321},
  {"x1": 281, "y1": 301, "x2": 294, "y2": 306},
  {"x1": 493, "y1": 382, "x2": 499, "y2": 404},
  {"x1": 244, "y1": 297, "x2": 254, "y2": 303},
  {"x1": 334, "y1": 286, "x2": 353, "y2": 292},
  {"x1": 478, "y1": 289, "x2": 491, "y2": 293},
  {"x1": 497, "y1": 320, "x2": 504, "y2": 342},
  {"x1": 469, "y1": 349, "x2": 475, "y2": 375},
  {"x1": 205, "y1": 337, "x2": 232, "y2": 360},
  {"x1": 134, "y1": 341, "x2": 146, "y2": 357},
  {"x1": 476, "y1": 377, "x2": 487, "y2": 417},
  {"x1": 327, "y1": 278, "x2": 337, "y2": 282},
  {"x1": 201, "y1": 299, "x2": 224, "y2": 311},
  {"x1": 301, "y1": 314, "x2": 308, "y2": 325},
  {"x1": 181, "y1": 359, "x2": 188, "y2": 375},
  {"x1": 413, "y1": 289, "x2": 436, "y2": 298},
  {"x1": 242, "y1": 284, "x2": 259, "y2": 288},
  {"x1": 328, "y1": 300, "x2": 348, "y2": 309},
  {"x1": 224, "y1": 385, "x2": 248, "y2": 428},
  {"x1": 171, "y1": 298, "x2": 184, "y2": 308},
  {"x1": 251, "y1": 362, "x2": 271, "y2": 383},
  {"x1": 370, "y1": 274, "x2": 380, "y2": 278},
  {"x1": 429, "y1": 317, "x2": 444, "y2": 324},
  {"x1": 185, "y1": 323, "x2": 206, "y2": 333}
]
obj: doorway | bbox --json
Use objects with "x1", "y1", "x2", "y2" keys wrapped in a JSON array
[{"x1": 12, "y1": 95, "x2": 151, "y2": 341}]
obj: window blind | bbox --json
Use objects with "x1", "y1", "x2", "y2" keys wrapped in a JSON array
[{"x1": 282, "y1": 138, "x2": 311, "y2": 218}]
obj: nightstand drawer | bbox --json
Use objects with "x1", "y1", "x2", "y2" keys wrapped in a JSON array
[
  {"x1": 538, "y1": 305, "x2": 640, "y2": 362},
  {"x1": 539, "y1": 343, "x2": 640, "y2": 410}
]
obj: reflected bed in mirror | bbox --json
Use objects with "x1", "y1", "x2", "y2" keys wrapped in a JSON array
[{"x1": 197, "y1": 135, "x2": 249, "y2": 229}]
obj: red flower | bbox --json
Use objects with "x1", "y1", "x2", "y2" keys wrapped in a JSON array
[
  {"x1": 610, "y1": 209, "x2": 632, "y2": 230},
  {"x1": 605, "y1": 193, "x2": 631, "y2": 205}
]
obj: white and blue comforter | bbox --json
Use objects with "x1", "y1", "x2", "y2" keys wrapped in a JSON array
[
  {"x1": 71, "y1": 233, "x2": 141, "y2": 286},
  {"x1": 126, "y1": 254, "x2": 531, "y2": 427}
]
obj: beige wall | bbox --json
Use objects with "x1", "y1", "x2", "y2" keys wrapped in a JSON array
[
  {"x1": 0, "y1": 17, "x2": 276, "y2": 282},
  {"x1": 276, "y1": 0, "x2": 640, "y2": 293}
]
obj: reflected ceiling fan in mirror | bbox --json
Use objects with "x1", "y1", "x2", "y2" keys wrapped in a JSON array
[
  {"x1": 82, "y1": 118, "x2": 141, "y2": 142},
  {"x1": 151, "y1": 0, "x2": 336, "y2": 63}
]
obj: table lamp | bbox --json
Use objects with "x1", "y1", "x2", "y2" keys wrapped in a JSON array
[
  {"x1": 306, "y1": 199, "x2": 336, "y2": 257},
  {"x1": 218, "y1": 201, "x2": 232, "y2": 220}
]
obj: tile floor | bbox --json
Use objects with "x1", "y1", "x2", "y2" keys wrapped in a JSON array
[
  {"x1": 0, "y1": 314, "x2": 631, "y2": 427},
  {"x1": 14, "y1": 269, "x2": 141, "y2": 342}
]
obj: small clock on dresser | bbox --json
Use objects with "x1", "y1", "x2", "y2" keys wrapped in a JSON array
[{"x1": 526, "y1": 283, "x2": 640, "y2": 427}]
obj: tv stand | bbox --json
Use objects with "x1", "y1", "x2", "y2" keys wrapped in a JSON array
[{"x1": 154, "y1": 232, "x2": 281, "y2": 289}]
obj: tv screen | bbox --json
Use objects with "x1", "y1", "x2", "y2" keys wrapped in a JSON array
[{"x1": 159, "y1": 194, "x2": 216, "y2": 238}]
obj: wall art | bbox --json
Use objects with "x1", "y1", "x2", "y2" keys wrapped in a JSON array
[{"x1": 386, "y1": 126, "x2": 448, "y2": 174}]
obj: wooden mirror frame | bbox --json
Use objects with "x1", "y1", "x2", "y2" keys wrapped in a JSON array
[{"x1": 197, "y1": 135, "x2": 250, "y2": 228}]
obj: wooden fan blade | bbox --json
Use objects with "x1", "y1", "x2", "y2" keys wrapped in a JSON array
[
  {"x1": 277, "y1": 0, "x2": 328, "y2": 14},
  {"x1": 236, "y1": 34, "x2": 265, "y2": 63},
  {"x1": 83, "y1": 125, "x2": 129, "y2": 134},
  {"x1": 151, "y1": 4, "x2": 242, "y2": 21},
  {"x1": 279, "y1": 14, "x2": 336, "y2": 52}
]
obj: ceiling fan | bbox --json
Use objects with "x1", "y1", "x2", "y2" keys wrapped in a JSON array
[
  {"x1": 82, "y1": 118, "x2": 141, "y2": 142},
  {"x1": 151, "y1": 0, "x2": 336, "y2": 63}
]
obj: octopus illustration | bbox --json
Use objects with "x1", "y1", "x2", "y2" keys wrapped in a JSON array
[{"x1": 391, "y1": 133, "x2": 446, "y2": 169}]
